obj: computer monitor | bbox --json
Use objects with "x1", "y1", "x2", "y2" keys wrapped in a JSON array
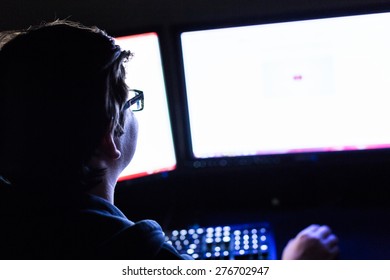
[
  {"x1": 115, "y1": 33, "x2": 176, "y2": 181},
  {"x1": 180, "y1": 11, "x2": 390, "y2": 169}
]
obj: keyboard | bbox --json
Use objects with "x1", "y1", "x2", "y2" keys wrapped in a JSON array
[{"x1": 165, "y1": 222, "x2": 277, "y2": 260}]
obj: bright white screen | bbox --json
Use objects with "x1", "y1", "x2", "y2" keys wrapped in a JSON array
[
  {"x1": 116, "y1": 33, "x2": 176, "y2": 180},
  {"x1": 181, "y1": 12, "x2": 390, "y2": 159}
]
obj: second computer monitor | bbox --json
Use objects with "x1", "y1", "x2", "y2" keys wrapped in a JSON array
[
  {"x1": 181, "y1": 12, "x2": 390, "y2": 160},
  {"x1": 115, "y1": 33, "x2": 176, "y2": 181}
]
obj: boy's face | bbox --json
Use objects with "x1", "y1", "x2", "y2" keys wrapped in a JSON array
[{"x1": 115, "y1": 108, "x2": 139, "y2": 174}]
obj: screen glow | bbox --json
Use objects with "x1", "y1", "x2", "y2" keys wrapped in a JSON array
[
  {"x1": 181, "y1": 12, "x2": 390, "y2": 159},
  {"x1": 116, "y1": 33, "x2": 176, "y2": 180}
]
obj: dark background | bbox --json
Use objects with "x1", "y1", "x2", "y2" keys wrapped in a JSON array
[{"x1": 2, "y1": 0, "x2": 390, "y2": 259}]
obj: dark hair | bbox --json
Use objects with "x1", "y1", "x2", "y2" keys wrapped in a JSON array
[{"x1": 0, "y1": 20, "x2": 132, "y2": 190}]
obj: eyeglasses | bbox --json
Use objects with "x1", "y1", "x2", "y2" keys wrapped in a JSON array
[{"x1": 123, "y1": 89, "x2": 144, "y2": 112}]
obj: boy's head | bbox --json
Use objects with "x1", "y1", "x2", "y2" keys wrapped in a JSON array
[{"x1": 0, "y1": 20, "x2": 133, "y2": 190}]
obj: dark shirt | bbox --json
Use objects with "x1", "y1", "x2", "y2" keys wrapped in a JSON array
[{"x1": 0, "y1": 186, "x2": 190, "y2": 259}]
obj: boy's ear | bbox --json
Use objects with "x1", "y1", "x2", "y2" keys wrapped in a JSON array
[{"x1": 100, "y1": 132, "x2": 121, "y2": 160}]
